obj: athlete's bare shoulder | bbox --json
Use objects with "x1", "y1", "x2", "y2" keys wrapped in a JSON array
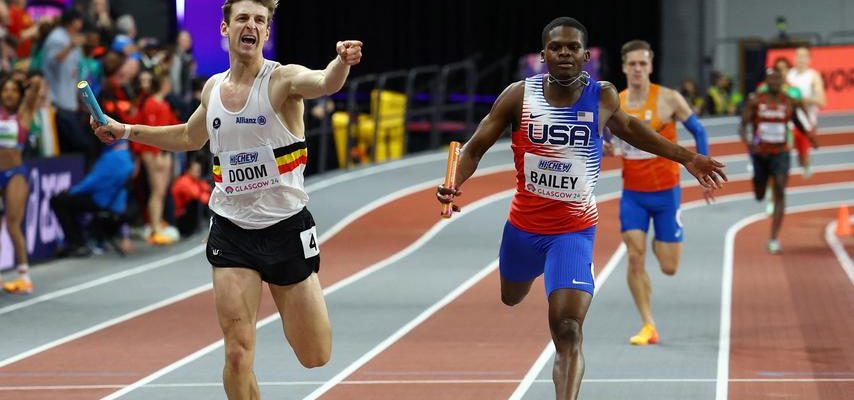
[
  {"x1": 501, "y1": 80, "x2": 525, "y2": 102},
  {"x1": 266, "y1": 63, "x2": 312, "y2": 104},
  {"x1": 597, "y1": 81, "x2": 616, "y2": 90},
  {"x1": 597, "y1": 81, "x2": 620, "y2": 101},
  {"x1": 200, "y1": 75, "x2": 217, "y2": 109},
  {"x1": 596, "y1": 81, "x2": 621, "y2": 125},
  {"x1": 658, "y1": 85, "x2": 684, "y2": 104},
  {"x1": 274, "y1": 63, "x2": 308, "y2": 75},
  {"x1": 492, "y1": 80, "x2": 525, "y2": 125}
]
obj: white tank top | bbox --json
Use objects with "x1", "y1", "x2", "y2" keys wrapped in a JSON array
[
  {"x1": 787, "y1": 68, "x2": 819, "y2": 124},
  {"x1": 207, "y1": 59, "x2": 309, "y2": 229}
]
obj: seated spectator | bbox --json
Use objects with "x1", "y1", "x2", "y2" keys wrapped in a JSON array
[
  {"x1": 679, "y1": 77, "x2": 704, "y2": 115},
  {"x1": 704, "y1": 71, "x2": 742, "y2": 116},
  {"x1": 51, "y1": 140, "x2": 133, "y2": 257},
  {"x1": 171, "y1": 153, "x2": 210, "y2": 237}
]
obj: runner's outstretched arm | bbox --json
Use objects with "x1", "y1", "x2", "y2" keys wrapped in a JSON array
[
  {"x1": 91, "y1": 78, "x2": 213, "y2": 151},
  {"x1": 436, "y1": 82, "x2": 522, "y2": 212},
  {"x1": 275, "y1": 41, "x2": 363, "y2": 100},
  {"x1": 602, "y1": 83, "x2": 726, "y2": 188}
]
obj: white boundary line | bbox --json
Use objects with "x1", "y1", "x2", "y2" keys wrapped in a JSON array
[
  {"x1": 824, "y1": 214, "x2": 854, "y2": 286},
  {"x1": 685, "y1": 124, "x2": 854, "y2": 146},
  {"x1": 103, "y1": 190, "x2": 516, "y2": 400},
  {"x1": 508, "y1": 227, "x2": 627, "y2": 400},
  {"x1": 4, "y1": 134, "x2": 849, "y2": 396},
  {"x1": 319, "y1": 163, "x2": 514, "y2": 242},
  {"x1": 0, "y1": 247, "x2": 204, "y2": 316},
  {"x1": 302, "y1": 260, "x2": 501, "y2": 400},
  {"x1": 715, "y1": 196, "x2": 854, "y2": 400},
  {"x1": 509, "y1": 183, "x2": 854, "y2": 400},
  {"x1": 75, "y1": 169, "x2": 854, "y2": 399},
  {"x1": 0, "y1": 178, "x2": 516, "y2": 376},
  {"x1": 0, "y1": 284, "x2": 212, "y2": 368},
  {"x1": 8, "y1": 126, "x2": 853, "y2": 317},
  {"x1": 6, "y1": 377, "x2": 854, "y2": 391}
]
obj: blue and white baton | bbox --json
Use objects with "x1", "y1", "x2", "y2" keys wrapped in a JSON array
[{"x1": 77, "y1": 80, "x2": 108, "y2": 126}]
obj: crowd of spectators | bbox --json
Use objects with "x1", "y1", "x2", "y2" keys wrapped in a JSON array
[{"x1": 2, "y1": 0, "x2": 211, "y2": 259}]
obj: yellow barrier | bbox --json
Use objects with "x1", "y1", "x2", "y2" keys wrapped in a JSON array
[{"x1": 332, "y1": 90, "x2": 407, "y2": 166}]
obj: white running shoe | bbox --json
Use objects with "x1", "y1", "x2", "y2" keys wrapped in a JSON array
[{"x1": 767, "y1": 239, "x2": 781, "y2": 254}]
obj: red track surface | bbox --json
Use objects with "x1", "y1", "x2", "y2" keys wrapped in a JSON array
[
  {"x1": 729, "y1": 208, "x2": 854, "y2": 400},
  {"x1": 1, "y1": 134, "x2": 851, "y2": 399}
]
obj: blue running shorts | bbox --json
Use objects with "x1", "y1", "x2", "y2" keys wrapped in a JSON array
[
  {"x1": 619, "y1": 186, "x2": 683, "y2": 243},
  {"x1": 499, "y1": 221, "x2": 596, "y2": 296}
]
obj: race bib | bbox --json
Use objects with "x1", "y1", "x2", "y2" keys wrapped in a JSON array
[
  {"x1": 621, "y1": 140, "x2": 657, "y2": 160},
  {"x1": 217, "y1": 145, "x2": 283, "y2": 196},
  {"x1": 300, "y1": 226, "x2": 319, "y2": 258},
  {"x1": 523, "y1": 153, "x2": 589, "y2": 202},
  {"x1": 757, "y1": 122, "x2": 786, "y2": 144}
]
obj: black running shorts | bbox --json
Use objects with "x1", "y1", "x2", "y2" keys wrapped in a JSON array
[
  {"x1": 751, "y1": 151, "x2": 790, "y2": 185},
  {"x1": 206, "y1": 208, "x2": 320, "y2": 286}
]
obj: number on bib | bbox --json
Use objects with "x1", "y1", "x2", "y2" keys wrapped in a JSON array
[{"x1": 300, "y1": 226, "x2": 320, "y2": 258}]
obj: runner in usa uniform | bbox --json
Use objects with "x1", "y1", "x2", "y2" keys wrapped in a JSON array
[
  {"x1": 740, "y1": 68, "x2": 817, "y2": 254},
  {"x1": 437, "y1": 17, "x2": 726, "y2": 400},
  {"x1": 609, "y1": 40, "x2": 713, "y2": 346},
  {"x1": 91, "y1": 1, "x2": 362, "y2": 398}
]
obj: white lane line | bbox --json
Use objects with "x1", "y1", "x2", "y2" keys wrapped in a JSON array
[
  {"x1": 0, "y1": 181, "x2": 516, "y2": 389},
  {"x1": 10, "y1": 132, "x2": 854, "y2": 317},
  {"x1": 511, "y1": 182, "x2": 854, "y2": 400},
  {"x1": 0, "y1": 246, "x2": 204, "y2": 316},
  {"x1": 508, "y1": 342, "x2": 556, "y2": 400},
  {"x1": 508, "y1": 221, "x2": 627, "y2": 400},
  {"x1": 305, "y1": 121, "x2": 854, "y2": 194},
  {"x1": 683, "y1": 124, "x2": 854, "y2": 146},
  {"x1": 302, "y1": 259, "x2": 501, "y2": 400},
  {"x1": 7, "y1": 377, "x2": 854, "y2": 391},
  {"x1": 103, "y1": 190, "x2": 516, "y2": 400},
  {"x1": 0, "y1": 119, "x2": 843, "y2": 394},
  {"x1": 59, "y1": 150, "x2": 854, "y2": 397},
  {"x1": 0, "y1": 284, "x2": 212, "y2": 368},
  {"x1": 716, "y1": 196, "x2": 854, "y2": 400},
  {"x1": 0, "y1": 170, "x2": 517, "y2": 368},
  {"x1": 824, "y1": 215, "x2": 854, "y2": 286},
  {"x1": 319, "y1": 163, "x2": 514, "y2": 242}
]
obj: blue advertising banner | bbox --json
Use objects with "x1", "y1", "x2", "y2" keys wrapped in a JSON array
[
  {"x1": 181, "y1": 0, "x2": 277, "y2": 77},
  {"x1": 1, "y1": 155, "x2": 85, "y2": 270}
]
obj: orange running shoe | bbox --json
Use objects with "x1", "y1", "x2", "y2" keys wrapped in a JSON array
[
  {"x1": 629, "y1": 324, "x2": 658, "y2": 345},
  {"x1": 3, "y1": 278, "x2": 33, "y2": 294},
  {"x1": 148, "y1": 232, "x2": 175, "y2": 246}
]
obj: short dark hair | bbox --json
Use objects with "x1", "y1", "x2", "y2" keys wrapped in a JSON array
[
  {"x1": 772, "y1": 56, "x2": 792, "y2": 69},
  {"x1": 60, "y1": 8, "x2": 83, "y2": 26},
  {"x1": 222, "y1": 0, "x2": 279, "y2": 23},
  {"x1": 621, "y1": 40, "x2": 654, "y2": 63},
  {"x1": 542, "y1": 17, "x2": 588, "y2": 47}
]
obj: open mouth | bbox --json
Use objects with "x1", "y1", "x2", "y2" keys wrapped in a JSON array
[{"x1": 240, "y1": 35, "x2": 257, "y2": 46}]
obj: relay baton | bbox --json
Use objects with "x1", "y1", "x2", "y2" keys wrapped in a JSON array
[
  {"x1": 78, "y1": 81, "x2": 108, "y2": 126},
  {"x1": 440, "y1": 141, "x2": 461, "y2": 218}
]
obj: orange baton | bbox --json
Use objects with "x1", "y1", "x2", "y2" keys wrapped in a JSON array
[{"x1": 441, "y1": 141, "x2": 461, "y2": 218}]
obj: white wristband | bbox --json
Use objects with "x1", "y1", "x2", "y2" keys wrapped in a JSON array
[{"x1": 121, "y1": 124, "x2": 132, "y2": 140}]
